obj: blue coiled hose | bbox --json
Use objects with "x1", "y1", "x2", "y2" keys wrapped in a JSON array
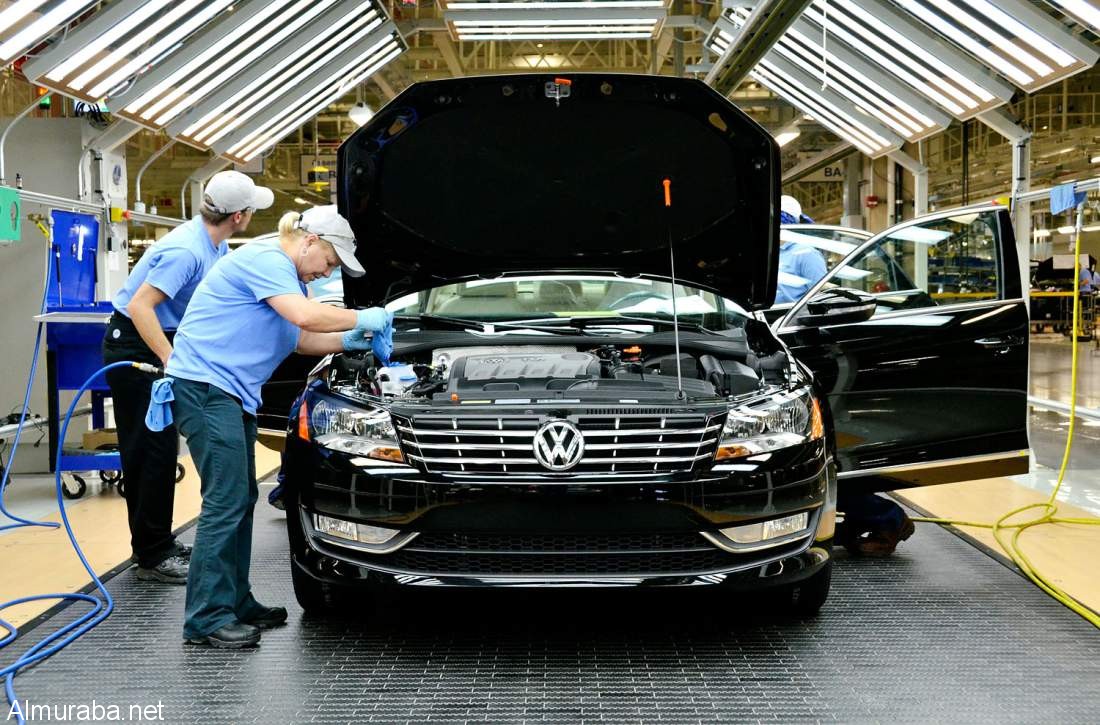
[
  {"x1": 0, "y1": 361, "x2": 150, "y2": 725},
  {"x1": 0, "y1": 246, "x2": 59, "y2": 535}
]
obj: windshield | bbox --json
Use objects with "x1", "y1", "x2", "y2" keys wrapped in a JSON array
[{"x1": 384, "y1": 275, "x2": 749, "y2": 332}]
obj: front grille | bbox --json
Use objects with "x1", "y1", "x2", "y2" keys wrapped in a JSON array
[
  {"x1": 383, "y1": 549, "x2": 740, "y2": 576},
  {"x1": 393, "y1": 411, "x2": 726, "y2": 475},
  {"x1": 412, "y1": 531, "x2": 708, "y2": 553}
]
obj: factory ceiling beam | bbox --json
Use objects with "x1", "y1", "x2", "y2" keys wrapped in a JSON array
[
  {"x1": 782, "y1": 141, "x2": 855, "y2": 184},
  {"x1": 705, "y1": 0, "x2": 814, "y2": 95}
]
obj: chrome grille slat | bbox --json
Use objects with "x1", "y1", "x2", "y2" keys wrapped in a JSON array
[
  {"x1": 407, "y1": 453, "x2": 716, "y2": 465},
  {"x1": 397, "y1": 425, "x2": 720, "y2": 437},
  {"x1": 408, "y1": 439, "x2": 718, "y2": 452},
  {"x1": 395, "y1": 410, "x2": 726, "y2": 475}
]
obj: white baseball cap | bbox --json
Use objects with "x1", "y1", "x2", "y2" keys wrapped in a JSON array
[
  {"x1": 202, "y1": 170, "x2": 274, "y2": 214},
  {"x1": 295, "y1": 205, "x2": 365, "y2": 277},
  {"x1": 780, "y1": 194, "x2": 802, "y2": 220}
]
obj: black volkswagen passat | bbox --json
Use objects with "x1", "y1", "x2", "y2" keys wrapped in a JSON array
[{"x1": 273, "y1": 74, "x2": 1029, "y2": 616}]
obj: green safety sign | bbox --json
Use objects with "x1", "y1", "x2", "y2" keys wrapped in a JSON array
[{"x1": 0, "y1": 187, "x2": 19, "y2": 244}]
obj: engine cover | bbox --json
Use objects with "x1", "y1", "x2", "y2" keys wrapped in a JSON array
[{"x1": 448, "y1": 352, "x2": 601, "y2": 393}]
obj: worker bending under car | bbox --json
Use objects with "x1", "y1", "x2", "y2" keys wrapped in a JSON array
[
  {"x1": 103, "y1": 171, "x2": 273, "y2": 585},
  {"x1": 156, "y1": 206, "x2": 392, "y2": 649}
]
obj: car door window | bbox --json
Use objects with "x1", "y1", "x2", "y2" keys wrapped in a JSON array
[{"x1": 817, "y1": 210, "x2": 1002, "y2": 317}]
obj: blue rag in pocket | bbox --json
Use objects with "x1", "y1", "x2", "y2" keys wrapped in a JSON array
[{"x1": 145, "y1": 377, "x2": 175, "y2": 432}]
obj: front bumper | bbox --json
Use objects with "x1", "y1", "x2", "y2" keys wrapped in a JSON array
[{"x1": 286, "y1": 436, "x2": 834, "y2": 589}]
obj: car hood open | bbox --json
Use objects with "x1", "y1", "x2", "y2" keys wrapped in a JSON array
[{"x1": 338, "y1": 74, "x2": 780, "y2": 309}]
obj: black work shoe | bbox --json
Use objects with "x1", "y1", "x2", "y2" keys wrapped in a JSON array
[
  {"x1": 185, "y1": 622, "x2": 261, "y2": 649},
  {"x1": 136, "y1": 555, "x2": 189, "y2": 585},
  {"x1": 243, "y1": 606, "x2": 288, "y2": 629}
]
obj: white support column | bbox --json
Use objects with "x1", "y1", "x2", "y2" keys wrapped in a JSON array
[
  {"x1": 184, "y1": 156, "x2": 232, "y2": 219},
  {"x1": 887, "y1": 149, "x2": 928, "y2": 217},
  {"x1": 978, "y1": 108, "x2": 1032, "y2": 299}
]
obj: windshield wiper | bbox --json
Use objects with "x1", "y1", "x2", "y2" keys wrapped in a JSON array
[
  {"x1": 509, "y1": 315, "x2": 719, "y2": 335},
  {"x1": 410, "y1": 314, "x2": 584, "y2": 335}
]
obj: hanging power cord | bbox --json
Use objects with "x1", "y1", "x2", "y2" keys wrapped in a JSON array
[
  {"x1": 0, "y1": 360, "x2": 157, "y2": 725},
  {"x1": 910, "y1": 201, "x2": 1100, "y2": 629}
]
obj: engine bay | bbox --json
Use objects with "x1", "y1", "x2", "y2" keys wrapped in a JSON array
[{"x1": 326, "y1": 337, "x2": 791, "y2": 405}]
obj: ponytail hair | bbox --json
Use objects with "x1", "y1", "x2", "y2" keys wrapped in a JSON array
[{"x1": 277, "y1": 211, "x2": 305, "y2": 238}]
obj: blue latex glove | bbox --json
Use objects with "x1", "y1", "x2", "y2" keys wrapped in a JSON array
[
  {"x1": 356, "y1": 307, "x2": 392, "y2": 333},
  {"x1": 145, "y1": 377, "x2": 174, "y2": 432},
  {"x1": 342, "y1": 328, "x2": 373, "y2": 351},
  {"x1": 370, "y1": 313, "x2": 394, "y2": 365}
]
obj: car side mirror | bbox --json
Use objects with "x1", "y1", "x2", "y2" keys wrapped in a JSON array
[{"x1": 795, "y1": 288, "x2": 877, "y2": 327}]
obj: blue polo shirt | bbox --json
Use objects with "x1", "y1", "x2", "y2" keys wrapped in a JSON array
[
  {"x1": 112, "y1": 217, "x2": 226, "y2": 330},
  {"x1": 167, "y1": 239, "x2": 306, "y2": 415},
  {"x1": 776, "y1": 240, "x2": 828, "y2": 304}
]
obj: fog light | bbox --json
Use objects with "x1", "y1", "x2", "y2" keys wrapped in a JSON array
[
  {"x1": 720, "y1": 512, "x2": 809, "y2": 544},
  {"x1": 314, "y1": 514, "x2": 400, "y2": 545}
]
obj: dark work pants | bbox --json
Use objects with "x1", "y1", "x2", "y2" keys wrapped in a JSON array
[
  {"x1": 172, "y1": 377, "x2": 263, "y2": 639},
  {"x1": 837, "y1": 492, "x2": 906, "y2": 534},
  {"x1": 102, "y1": 313, "x2": 179, "y2": 569}
]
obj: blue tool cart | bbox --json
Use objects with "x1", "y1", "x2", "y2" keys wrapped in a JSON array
[{"x1": 30, "y1": 210, "x2": 115, "y2": 499}]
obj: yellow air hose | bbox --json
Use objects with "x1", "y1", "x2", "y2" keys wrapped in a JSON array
[{"x1": 911, "y1": 206, "x2": 1100, "y2": 628}]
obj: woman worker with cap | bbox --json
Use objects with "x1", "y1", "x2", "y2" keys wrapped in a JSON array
[
  {"x1": 165, "y1": 205, "x2": 392, "y2": 648},
  {"x1": 103, "y1": 170, "x2": 273, "y2": 585}
]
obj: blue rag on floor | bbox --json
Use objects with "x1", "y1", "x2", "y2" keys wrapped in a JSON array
[
  {"x1": 1050, "y1": 182, "x2": 1086, "y2": 215},
  {"x1": 145, "y1": 377, "x2": 174, "y2": 432}
]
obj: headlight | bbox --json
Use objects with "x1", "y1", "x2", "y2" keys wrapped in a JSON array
[
  {"x1": 310, "y1": 398, "x2": 405, "y2": 463},
  {"x1": 715, "y1": 389, "x2": 824, "y2": 461}
]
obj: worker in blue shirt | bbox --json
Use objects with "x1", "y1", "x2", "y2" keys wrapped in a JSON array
[
  {"x1": 102, "y1": 171, "x2": 273, "y2": 585},
  {"x1": 775, "y1": 195, "x2": 828, "y2": 304},
  {"x1": 166, "y1": 205, "x2": 392, "y2": 649}
]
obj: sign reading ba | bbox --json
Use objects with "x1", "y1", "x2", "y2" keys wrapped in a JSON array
[{"x1": 803, "y1": 165, "x2": 844, "y2": 183}]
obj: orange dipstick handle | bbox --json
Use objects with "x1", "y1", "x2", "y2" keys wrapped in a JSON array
[{"x1": 663, "y1": 178, "x2": 672, "y2": 207}]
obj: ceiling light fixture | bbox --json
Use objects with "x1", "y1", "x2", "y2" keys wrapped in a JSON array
[
  {"x1": 0, "y1": 0, "x2": 98, "y2": 66},
  {"x1": 442, "y1": 0, "x2": 669, "y2": 41},
  {"x1": 348, "y1": 101, "x2": 374, "y2": 126}
]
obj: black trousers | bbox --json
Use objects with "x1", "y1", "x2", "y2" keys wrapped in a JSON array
[{"x1": 102, "y1": 313, "x2": 179, "y2": 568}]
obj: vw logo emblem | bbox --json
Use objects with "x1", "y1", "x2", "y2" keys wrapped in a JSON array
[{"x1": 533, "y1": 420, "x2": 585, "y2": 471}]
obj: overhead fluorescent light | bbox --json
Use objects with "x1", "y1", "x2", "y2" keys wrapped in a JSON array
[
  {"x1": 1032, "y1": 229, "x2": 1052, "y2": 239},
  {"x1": 1091, "y1": 155, "x2": 1100, "y2": 164},
  {"x1": 801, "y1": 0, "x2": 1013, "y2": 119},
  {"x1": 892, "y1": 0, "x2": 1097, "y2": 93},
  {"x1": 115, "y1": 0, "x2": 342, "y2": 129},
  {"x1": 0, "y1": 0, "x2": 98, "y2": 66},
  {"x1": 22, "y1": 0, "x2": 236, "y2": 104},
  {"x1": 227, "y1": 41, "x2": 403, "y2": 160},
  {"x1": 1048, "y1": 0, "x2": 1100, "y2": 32},
  {"x1": 774, "y1": 129, "x2": 800, "y2": 147},
  {"x1": 205, "y1": 25, "x2": 404, "y2": 162},
  {"x1": 442, "y1": 1, "x2": 669, "y2": 41},
  {"x1": 162, "y1": 3, "x2": 403, "y2": 152},
  {"x1": 1057, "y1": 226, "x2": 1077, "y2": 234}
]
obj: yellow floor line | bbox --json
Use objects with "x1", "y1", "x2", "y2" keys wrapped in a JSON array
[
  {"x1": 0, "y1": 445, "x2": 281, "y2": 629},
  {"x1": 895, "y1": 477, "x2": 1100, "y2": 614}
]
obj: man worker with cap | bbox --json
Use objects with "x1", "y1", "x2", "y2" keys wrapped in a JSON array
[
  {"x1": 103, "y1": 170, "x2": 273, "y2": 585},
  {"x1": 775, "y1": 195, "x2": 829, "y2": 304},
  {"x1": 164, "y1": 205, "x2": 392, "y2": 648}
]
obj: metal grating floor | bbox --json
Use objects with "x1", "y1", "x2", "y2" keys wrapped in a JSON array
[{"x1": 7, "y1": 497, "x2": 1100, "y2": 723}]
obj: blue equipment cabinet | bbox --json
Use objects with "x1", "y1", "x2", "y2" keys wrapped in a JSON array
[{"x1": 34, "y1": 211, "x2": 119, "y2": 498}]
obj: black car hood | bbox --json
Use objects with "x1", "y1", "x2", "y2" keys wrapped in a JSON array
[{"x1": 338, "y1": 74, "x2": 780, "y2": 309}]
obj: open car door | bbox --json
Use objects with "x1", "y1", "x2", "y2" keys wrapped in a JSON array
[{"x1": 776, "y1": 206, "x2": 1029, "y2": 489}]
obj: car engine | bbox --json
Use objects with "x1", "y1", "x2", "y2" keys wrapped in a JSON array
[{"x1": 328, "y1": 342, "x2": 787, "y2": 405}]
